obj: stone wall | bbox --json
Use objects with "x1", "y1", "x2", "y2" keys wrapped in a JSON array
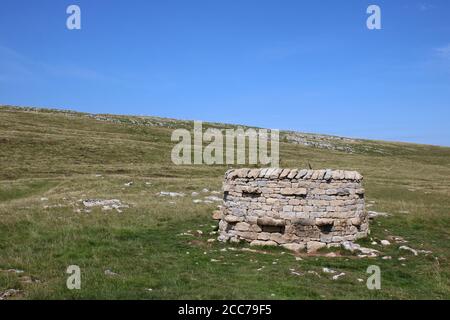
[{"x1": 217, "y1": 168, "x2": 368, "y2": 252}]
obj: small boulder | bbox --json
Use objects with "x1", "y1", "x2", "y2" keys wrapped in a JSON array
[
  {"x1": 212, "y1": 210, "x2": 222, "y2": 220},
  {"x1": 281, "y1": 243, "x2": 305, "y2": 252},
  {"x1": 250, "y1": 240, "x2": 278, "y2": 247},
  {"x1": 307, "y1": 241, "x2": 326, "y2": 253}
]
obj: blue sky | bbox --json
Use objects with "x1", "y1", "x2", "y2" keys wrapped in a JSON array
[{"x1": 1, "y1": 0, "x2": 449, "y2": 146}]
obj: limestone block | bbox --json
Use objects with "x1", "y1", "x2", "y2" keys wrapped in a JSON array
[
  {"x1": 212, "y1": 210, "x2": 223, "y2": 220},
  {"x1": 257, "y1": 217, "x2": 285, "y2": 227},
  {"x1": 250, "y1": 240, "x2": 278, "y2": 247},
  {"x1": 281, "y1": 243, "x2": 305, "y2": 252},
  {"x1": 257, "y1": 232, "x2": 271, "y2": 240},
  {"x1": 224, "y1": 215, "x2": 243, "y2": 223},
  {"x1": 280, "y1": 188, "x2": 307, "y2": 196},
  {"x1": 307, "y1": 241, "x2": 327, "y2": 253},
  {"x1": 235, "y1": 222, "x2": 250, "y2": 231}
]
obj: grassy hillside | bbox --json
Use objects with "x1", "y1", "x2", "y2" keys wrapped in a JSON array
[{"x1": 0, "y1": 105, "x2": 449, "y2": 299}]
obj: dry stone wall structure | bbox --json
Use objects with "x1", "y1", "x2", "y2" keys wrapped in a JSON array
[{"x1": 217, "y1": 168, "x2": 368, "y2": 252}]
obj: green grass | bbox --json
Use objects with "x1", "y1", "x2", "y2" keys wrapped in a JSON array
[{"x1": 0, "y1": 105, "x2": 449, "y2": 299}]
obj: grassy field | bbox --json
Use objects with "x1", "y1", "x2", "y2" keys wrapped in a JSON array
[{"x1": 0, "y1": 105, "x2": 449, "y2": 299}]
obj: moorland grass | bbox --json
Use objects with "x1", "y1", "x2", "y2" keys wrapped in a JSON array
[{"x1": 0, "y1": 106, "x2": 449, "y2": 299}]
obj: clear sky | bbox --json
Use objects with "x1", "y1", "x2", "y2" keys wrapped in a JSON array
[{"x1": 1, "y1": 0, "x2": 449, "y2": 146}]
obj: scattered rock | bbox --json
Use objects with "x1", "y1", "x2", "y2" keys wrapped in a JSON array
[
  {"x1": 43, "y1": 204, "x2": 67, "y2": 209},
  {"x1": 290, "y1": 268, "x2": 303, "y2": 276},
  {"x1": 83, "y1": 199, "x2": 129, "y2": 213},
  {"x1": 399, "y1": 246, "x2": 418, "y2": 256},
  {"x1": 191, "y1": 192, "x2": 199, "y2": 197},
  {"x1": 0, "y1": 289, "x2": 22, "y2": 300},
  {"x1": 307, "y1": 270, "x2": 321, "y2": 277},
  {"x1": 40, "y1": 197, "x2": 48, "y2": 201},
  {"x1": 368, "y1": 211, "x2": 390, "y2": 219},
  {"x1": 124, "y1": 181, "x2": 133, "y2": 187},
  {"x1": 158, "y1": 191, "x2": 185, "y2": 197},
  {"x1": 2, "y1": 269, "x2": 25, "y2": 274},
  {"x1": 388, "y1": 235, "x2": 407, "y2": 243},
  {"x1": 104, "y1": 269, "x2": 118, "y2": 276},
  {"x1": 177, "y1": 232, "x2": 194, "y2": 236},
  {"x1": 322, "y1": 267, "x2": 336, "y2": 274},
  {"x1": 204, "y1": 196, "x2": 222, "y2": 202},
  {"x1": 284, "y1": 132, "x2": 356, "y2": 153},
  {"x1": 20, "y1": 275, "x2": 41, "y2": 284},
  {"x1": 332, "y1": 272, "x2": 345, "y2": 280},
  {"x1": 380, "y1": 240, "x2": 391, "y2": 246},
  {"x1": 341, "y1": 241, "x2": 379, "y2": 257}
]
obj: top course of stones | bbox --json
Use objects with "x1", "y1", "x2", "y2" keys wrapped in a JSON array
[{"x1": 224, "y1": 168, "x2": 363, "y2": 181}]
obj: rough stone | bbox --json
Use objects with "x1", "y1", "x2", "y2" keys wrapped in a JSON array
[
  {"x1": 224, "y1": 215, "x2": 243, "y2": 223},
  {"x1": 257, "y1": 217, "x2": 285, "y2": 227},
  {"x1": 307, "y1": 241, "x2": 327, "y2": 253},
  {"x1": 212, "y1": 210, "x2": 223, "y2": 220},
  {"x1": 235, "y1": 222, "x2": 251, "y2": 231},
  {"x1": 217, "y1": 168, "x2": 368, "y2": 249},
  {"x1": 281, "y1": 243, "x2": 305, "y2": 252},
  {"x1": 250, "y1": 240, "x2": 278, "y2": 247}
]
